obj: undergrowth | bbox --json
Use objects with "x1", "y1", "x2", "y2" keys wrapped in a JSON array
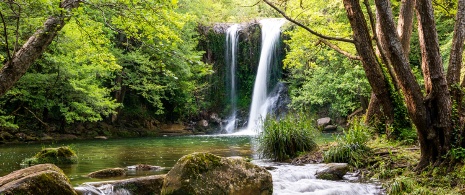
[{"x1": 258, "y1": 113, "x2": 318, "y2": 161}]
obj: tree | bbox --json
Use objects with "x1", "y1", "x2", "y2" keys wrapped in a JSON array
[
  {"x1": 0, "y1": 0, "x2": 82, "y2": 97},
  {"x1": 263, "y1": 0, "x2": 465, "y2": 170}
]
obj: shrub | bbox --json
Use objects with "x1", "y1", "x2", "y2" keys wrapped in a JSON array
[
  {"x1": 324, "y1": 117, "x2": 371, "y2": 167},
  {"x1": 258, "y1": 113, "x2": 319, "y2": 161}
]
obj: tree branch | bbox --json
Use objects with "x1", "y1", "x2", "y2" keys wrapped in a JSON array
[
  {"x1": 316, "y1": 39, "x2": 361, "y2": 60},
  {"x1": 262, "y1": 0, "x2": 354, "y2": 43},
  {"x1": 0, "y1": 10, "x2": 11, "y2": 61}
]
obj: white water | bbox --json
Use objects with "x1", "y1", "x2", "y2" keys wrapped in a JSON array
[
  {"x1": 224, "y1": 24, "x2": 240, "y2": 134},
  {"x1": 256, "y1": 162, "x2": 384, "y2": 195},
  {"x1": 76, "y1": 161, "x2": 383, "y2": 195},
  {"x1": 237, "y1": 18, "x2": 286, "y2": 135}
]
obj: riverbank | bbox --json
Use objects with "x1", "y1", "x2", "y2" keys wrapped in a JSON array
[{"x1": 295, "y1": 136, "x2": 465, "y2": 194}]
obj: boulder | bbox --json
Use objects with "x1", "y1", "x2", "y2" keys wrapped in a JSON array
[
  {"x1": 75, "y1": 175, "x2": 165, "y2": 195},
  {"x1": 88, "y1": 168, "x2": 126, "y2": 178},
  {"x1": 22, "y1": 146, "x2": 78, "y2": 166},
  {"x1": 317, "y1": 117, "x2": 331, "y2": 127},
  {"x1": 0, "y1": 164, "x2": 77, "y2": 195},
  {"x1": 161, "y1": 152, "x2": 272, "y2": 195},
  {"x1": 315, "y1": 163, "x2": 349, "y2": 180},
  {"x1": 323, "y1": 125, "x2": 338, "y2": 132}
]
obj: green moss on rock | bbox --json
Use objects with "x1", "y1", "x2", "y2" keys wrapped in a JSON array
[
  {"x1": 161, "y1": 152, "x2": 272, "y2": 195},
  {"x1": 22, "y1": 146, "x2": 78, "y2": 166},
  {"x1": 0, "y1": 164, "x2": 77, "y2": 195},
  {"x1": 87, "y1": 168, "x2": 126, "y2": 178}
]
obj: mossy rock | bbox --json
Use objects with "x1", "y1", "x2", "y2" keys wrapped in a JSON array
[
  {"x1": 22, "y1": 146, "x2": 78, "y2": 166},
  {"x1": 0, "y1": 164, "x2": 77, "y2": 195},
  {"x1": 88, "y1": 168, "x2": 126, "y2": 178},
  {"x1": 161, "y1": 152, "x2": 272, "y2": 195}
]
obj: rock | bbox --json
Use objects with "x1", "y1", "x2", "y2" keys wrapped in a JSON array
[
  {"x1": 323, "y1": 125, "x2": 338, "y2": 132},
  {"x1": 127, "y1": 164, "x2": 162, "y2": 171},
  {"x1": 316, "y1": 163, "x2": 349, "y2": 180},
  {"x1": 210, "y1": 113, "x2": 222, "y2": 124},
  {"x1": 22, "y1": 146, "x2": 78, "y2": 166},
  {"x1": 0, "y1": 131, "x2": 14, "y2": 141},
  {"x1": 317, "y1": 117, "x2": 331, "y2": 127},
  {"x1": 75, "y1": 175, "x2": 165, "y2": 195},
  {"x1": 94, "y1": 136, "x2": 108, "y2": 140},
  {"x1": 40, "y1": 134, "x2": 54, "y2": 141},
  {"x1": 88, "y1": 168, "x2": 126, "y2": 178},
  {"x1": 60, "y1": 134, "x2": 79, "y2": 140},
  {"x1": 161, "y1": 152, "x2": 272, "y2": 195},
  {"x1": 198, "y1": 119, "x2": 208, "y2": 127},
  {"x1": 159, "y1": 124, "x2": 191, "y2": 135},
  {"x1": 0, "y1": 164, "x2": 77, "y2": 195}
]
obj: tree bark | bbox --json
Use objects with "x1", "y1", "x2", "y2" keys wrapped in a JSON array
[
  {"x1": 397, "y1": 0, "x2": 416, "y2": 55},
  {"x1": 448, "y1": 0, "x2": 465, "y2": 114},
  {"x1": 0, "y1": 0, "x2": 81, "y2": 97},
  {"x1": 374, "y1": 0, "x2": 452, "y2": 170},
  {"x1": 342, "y1": 0, "x2": 394, "y2": 126}
]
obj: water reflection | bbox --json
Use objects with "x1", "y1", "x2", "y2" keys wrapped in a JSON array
[{"x1": 0, "y1": 135, "x2": 254, "y2": 185}]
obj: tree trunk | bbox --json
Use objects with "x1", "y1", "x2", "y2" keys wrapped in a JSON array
[
  {"x1": 397, "y1": 0, "x2": 416, "y2": 56},
  {"x1": 448, "y1": 0, "x2": 465, "y2": 114},
  {"x1": 0, "y1": 0, "x2": 81, "y2": 97},
  {"x1": 375, "y1": 0, "x2": 452, "y2": 170},
  {"x1": 342, "y1": 0, "x2": 394, "y2": 127}
]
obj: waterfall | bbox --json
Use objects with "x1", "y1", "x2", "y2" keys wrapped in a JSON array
[
  {"x1": 224, "y1": 24, "x2": 240, "y2": 134},
  {"x1": 237, "y1": 18, "x2": 286, "y2": 135}
]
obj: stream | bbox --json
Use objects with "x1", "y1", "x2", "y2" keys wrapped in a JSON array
[{"x1": 0, "y1": 135, "x2": 383, "y2": 194}]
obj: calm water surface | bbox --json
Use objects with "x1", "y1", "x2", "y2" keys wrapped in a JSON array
[{"x1": 0, "y1": 135, "x2": 255, "y2": 185}]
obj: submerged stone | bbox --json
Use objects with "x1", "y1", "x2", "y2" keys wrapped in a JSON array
[
  {"x1": 161, "y1": 152, "x2": 272, "y2": 195},
  {"x1": 0, "y1": 164, "x2": 77, "y2": 195}
]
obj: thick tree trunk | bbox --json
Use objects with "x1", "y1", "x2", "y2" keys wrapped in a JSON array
[
  {"x1": 448, "y1": 0, "x2": 465, "y2": 114},
  {"x1": 342, "y1": 0, "x2": 394, "y2": 126},
  {"x1": 375, "y1": 0, "x2": 452, "y2": 170},
  {"x1": 416, "y1": 0, "x2": 452, "y2": 158},
  {"x1": 0, "y1": 0, "x2": 81, "y2": 97}
]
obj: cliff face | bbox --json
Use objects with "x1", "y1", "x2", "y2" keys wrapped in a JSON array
[{"x1": 198, "y1": 21, "x2": 286, "y2": 126}]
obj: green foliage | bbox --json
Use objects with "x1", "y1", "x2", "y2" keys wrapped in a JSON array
[
  {"x1": 324, "y1": 117, "x2": 371, "y2": 167},
  {"x1": 387, "y1": 176, "x2": 417, "y2": 195},
  {"x1": 258, "y1": 113, "x2": 319, "y2": 161},
  {"x1": 449, "y1": 147, "x2": 465, "y2": 161},
  {"x1": 281, "y1": 0, "x2": 370, "y2": 118},
  {"x1": 177, "y1": 0, "x2": 272, "y2": 24}
]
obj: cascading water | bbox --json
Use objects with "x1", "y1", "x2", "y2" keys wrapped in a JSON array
[
  {"x1": 237, "y1": 18, "x2": 286, "y2": 135},
  {"x1": 224, "y1": 24, "x2": 240, "y2": 134}
]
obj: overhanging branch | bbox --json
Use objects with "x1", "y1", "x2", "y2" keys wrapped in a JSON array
[
  {"x1": 262, "y1": 0, "x2": 354, "y2": 43},
  {"x1": 316, "y1": 39, "x2": 361, "y2": 60}
]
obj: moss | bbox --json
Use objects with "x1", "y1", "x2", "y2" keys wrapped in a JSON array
[
  {"x1": 87, "y1": 168, "x2": 126, "y2": 178},
  {"x1": 22, "y1": 146, "x2": 78, "y2": 166}
]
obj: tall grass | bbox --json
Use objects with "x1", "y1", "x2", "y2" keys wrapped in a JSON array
[
  {"x1": 324, "y1": 117, "x2": 372, "y2": 167},
  {"x1": 258, "y1": 113, "x2": 319, "y2": 161}
]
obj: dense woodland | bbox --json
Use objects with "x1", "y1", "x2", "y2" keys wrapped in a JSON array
[{"x1": 2, "y1": 0, "x2": 465, "y2": 192}]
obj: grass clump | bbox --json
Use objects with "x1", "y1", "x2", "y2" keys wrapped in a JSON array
[
  {"x1": 324, "y1": 117, "x2": 371, "y2": 167},
  {"x1": 22, "y1": 146, "x2": 78, "y2": 165},
  {"x1": 258, "y1": 113, "x2": 318, "y2": 161}
]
